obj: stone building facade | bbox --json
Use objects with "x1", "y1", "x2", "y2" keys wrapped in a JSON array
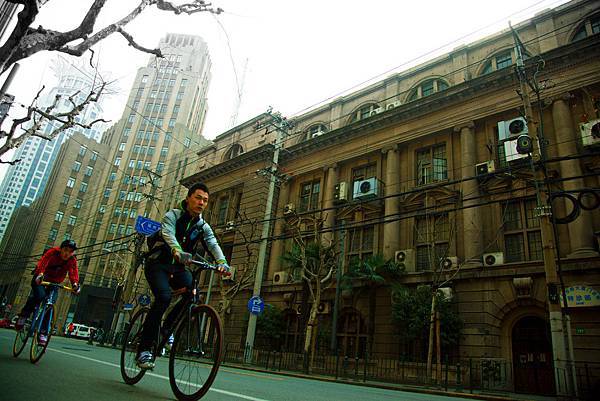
[{"x1": 180, "y1": 0, "x2": 600, "y2": 395}]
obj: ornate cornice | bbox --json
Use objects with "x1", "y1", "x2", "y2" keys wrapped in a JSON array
[{"x1": 181, "y1": 144, "x2": 274, "y2": 186}]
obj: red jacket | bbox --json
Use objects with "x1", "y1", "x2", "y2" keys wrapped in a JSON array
[{"x1": 34, "y1": 247, "x2": 79, "y2": 285}]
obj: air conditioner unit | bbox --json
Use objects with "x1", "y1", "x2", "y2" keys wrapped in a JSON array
[
  {"x1": 334, "y1": 182, "x2": 348, "y2": 203},
  {"x1": 317, "y1": 301, "x2": 331, "y2": 314},
  {"x1": 386, "y1": 101, "x2": 401, "y2": 110},
  {"x1": 273, "y1": 271, "x2": 289, "y2": 285},
  {"x1": 224, "y1": 221, "x2": 235, "y2": 231},
  {"x1": 437, "y1": 287, "x2": 454, "y2": 300},
  {"x1": 394, "y1": 249, "x2": 415, "y2": 272},
  {"x1": 441, "y1": 256, "x2": 459, "y2": 269},
  {"x1": 499, "y1": 117, "x2": 530, "y2": 163},
  {"x1": 483, "y1": 252, "x2": 504, "y2": 267},
  {"x1": 580, "y1": 119, "x2": 600, "y2": 147},
  {"x1": 369, "y1": 107, "x2": 383, "y2": 117},
  {"x1": 475, "y1": 160, "x2": 495, "y2": 176},
  {"x1": 498, "y1": 117, "x2": 528, "y2": 140},
  {"x1": 283, "y1": 203, "x2": 295, "y2": 215},
  {"x1": 311, "y1": 130, "x2": 325, "y2": 139},
  {"x1": 353, "y1": 177, "x2": 378, "y2": 199}
]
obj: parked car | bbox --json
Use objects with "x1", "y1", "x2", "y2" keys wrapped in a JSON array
[
  {"x1": 0, "y1": 316, "x2": 18, "y2": 329},
  {"x1": 64, "y1": 323, "x2": 92, "y2": 339}
]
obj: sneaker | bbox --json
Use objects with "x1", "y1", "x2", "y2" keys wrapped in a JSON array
[
  {"x1": 15, "y1": 316, "x2": 26, "y2": 331},
  {"x1": 38, "y1": 333, "x2": 48, "y2": 346},
  {"x1": 136, "y1": 350, "x2": 155, "y2": 369}
]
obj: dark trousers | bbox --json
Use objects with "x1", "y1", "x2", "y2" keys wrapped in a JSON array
[
  {"x1": 139, "y1": 262, "x2": 192, "y2": 350},
  {"x1": 20, "y1": 278, "x2": 46, "y2": 318}
]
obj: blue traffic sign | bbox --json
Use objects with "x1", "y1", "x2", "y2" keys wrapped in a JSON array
[
  {"x1": 247, "y1": 296, "x2": 264, "y2": 315},
  {"x1": 123, "y1": 303, "x2": 134, "y2": 311},
  {"x1": 138, "y1": 294, "x2": 151, "y2": 306},
  {"x1": 135, "y1": 215, "x2": 161, "y2": 236}
]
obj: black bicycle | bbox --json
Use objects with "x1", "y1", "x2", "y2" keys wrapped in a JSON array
[{"x1": 120, "y1": 258, "x2": 226, "y2": 401}]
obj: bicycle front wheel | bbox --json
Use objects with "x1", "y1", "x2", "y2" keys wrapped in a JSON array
[
  {"x1": 12, "y1": 323, "x2": 31, "y2": 357},
  {"x1": 120, "y1": 308, "x2": 148, "y2": 385},
  {"x1": 169, "y1": 304, "x2": 223, "y2": 401},
  {"x1": 30, "y1": 304, "x2": 53, "y2": 364}
]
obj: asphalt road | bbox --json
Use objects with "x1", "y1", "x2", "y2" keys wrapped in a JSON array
[{"x1": 0, "y1": 329, "x2": 477, "y2": 401}]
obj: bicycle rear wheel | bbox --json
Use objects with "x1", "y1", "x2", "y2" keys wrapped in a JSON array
[
  {"x1": 120, "y1": 308, "x2": 148, "y2": 385},
  {"x1": 30, "y1": 305, "x2": 53, "y2": 364},
  {"x1": 12, "y1": 322, "x2": 31, "y2": 357},
  {"x1": 169, "y1": 304, "x2": 223, "y2": 401}
]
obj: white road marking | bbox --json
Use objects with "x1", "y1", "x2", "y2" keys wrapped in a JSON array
[{"x1": 48, "y1": 347, "x2": 272, "y2": 401}]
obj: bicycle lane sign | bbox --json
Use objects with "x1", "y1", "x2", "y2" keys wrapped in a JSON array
[{"x1": 247, "y1": 296, "x2": 264, "y2": 315}]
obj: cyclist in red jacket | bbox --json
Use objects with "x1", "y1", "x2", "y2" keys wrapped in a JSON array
[{"x1": 15, "y1": 239, "x2": 81, "y2": 344}]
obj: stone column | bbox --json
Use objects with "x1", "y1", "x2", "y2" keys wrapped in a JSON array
[
  {"x1": 456, "y1": 122, "x2": 482, "y2": 266},
  {"x1": 552, "y1": 97, "x2": 597, "y2": 257},
  {"x1": 268, "y1": 181, "x2": 290, "y2": 276},
  {"x1": 383, "y1": 146, "x2": 400, "y2": 259},
  {"x1": 321, "y1": 165, "x2": 337, "y2": 247}
]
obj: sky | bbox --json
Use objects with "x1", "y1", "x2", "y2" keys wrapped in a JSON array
[{"x1": 0, "y1": 0, "x2": 572, "y2": 182}]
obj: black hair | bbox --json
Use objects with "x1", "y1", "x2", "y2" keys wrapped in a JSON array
[{"x1": 187, "y1": 182, "x2": 210, "y2": 197}]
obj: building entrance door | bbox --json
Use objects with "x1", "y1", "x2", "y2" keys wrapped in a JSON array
[{"x1": 511, "y1": 316, "x2": 555, "y2": 395}]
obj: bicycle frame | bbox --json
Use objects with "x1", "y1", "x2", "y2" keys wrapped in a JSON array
[
  {"x1": 154, "y1": 259, "x2": 219, "y2": 354},
  {"x1": 28, "y1": 285, "x2": 59, "y2": 338}
]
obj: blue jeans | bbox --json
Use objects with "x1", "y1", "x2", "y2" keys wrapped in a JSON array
[
  {"x1": 20, "y1": 278, "x2": 46, "y2": 318},
  {"x1": 139, "y1": 262, "x2": 192, "y2": 350}
]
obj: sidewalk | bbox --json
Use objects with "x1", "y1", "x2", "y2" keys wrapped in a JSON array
[{"x1": 219, "y1": 360, "x2": 557, "y2": 401}]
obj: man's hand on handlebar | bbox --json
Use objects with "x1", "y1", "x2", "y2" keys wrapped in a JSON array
[
  {"x1": 174, "y1": 250, "x2": 194, "y2": 266},
  {"x1": 216, "y1": 259, "x2": 231, "y2": 277}
]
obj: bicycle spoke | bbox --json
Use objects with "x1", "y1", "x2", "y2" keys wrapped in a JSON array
[{"x1": 120, "y1": 308, "x2": 148, "y2": 385}]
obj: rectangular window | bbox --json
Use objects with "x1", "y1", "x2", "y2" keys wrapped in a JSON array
[
  {"x1": 72, "y1": 161, "x2": 81, "y2": 172},
  {"x1": 347, "y1": 226, "x2": 374, "y2": 264},
  {"x1": 217, "y1": 197, "x2": 229, "y2": 225},
  {"x1": 114, "y1": 157, "x2": 121, "y2": 166},
  {"x1": 48, "y1": 228, "x2": 58, "y2": 241},
  {"x1": 85, "y1": 166, "x2": 93, "y2": 176},
  {"x1": 74, "y1": 198, "x2": 82, "y2": 209},
  {"x1": 119, "y1": 191, "x2": 126, "y2": 200},
  {"x1": 119, "y1": 142, "x2": 126, "y2": 152},
  {"x1": 78, "y1": 146, "x2": 87, "y2": 156},
  {"x1": 66, "y1": 177, "x2": 75, "y2": 188},
  {"x1": 161, "y1": 146, "x2": 169, "y2": 157},
  {"x1": 168, "y1": 118, "x2": 176, "y2": 128},
  {"x1": 68, "y1": 215, "x2": 77, "y2": 226},
  {"x1": 141, "y1": 75, "x2": 149, "y2": 83},
  {"x1": 55, "y1": 211, "x2": 64, "y2": 222},
  {"x1": 62, "y1": 194, "x2": 70, "y2": 204},
  {"x1": 109, "y1": 224, "x2": 116, "y2": 234},
  {"x1": 299, "y1": 180, "x2": 320, "y2": 212},
  {"x1": 127, "y1": 114, "x2": 135, "y2": 123},
  {"x1": 103, "y1": 188, "x2": 111, "y2": 198},
  {"x1": 99, "y1": 205, "x2": 106, "y2": 214},
  {"x1": 422, "y1": 80, "x2": 435, "y2": 97},
  {"x1": 415, "y1": 213, "x2": 450, "y2": 271},
  {"x1": 416, "y1": 144, "x2": 447, "y2": 186},
  {"x1": 503, "y1": 198, "x2": 542, "y2": 262},
  {"x1": 80, "y1": 182, "x2": 88, "y2": 193}
]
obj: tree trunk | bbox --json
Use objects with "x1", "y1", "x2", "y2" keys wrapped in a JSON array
[{"x1": 303, "y1": 303, "x2": 319, "y2": 373}]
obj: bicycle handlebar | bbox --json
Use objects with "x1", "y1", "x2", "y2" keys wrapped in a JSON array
[
  {"x1": 189, "y1": 260, "x2": 232, "y2": 277},
  {"x1": 40, "y1": 281, "x2": 77, "y2": 293}
]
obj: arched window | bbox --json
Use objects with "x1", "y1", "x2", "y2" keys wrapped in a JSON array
[
  {"x1": 306, "y1": 123, "x2": 328, "y2": 140},
  {"x1": 480, "y1": 50, "x2": 514, "y2": 75},
  {"x1": 348, "y1": 103, "x2": 381, "y2": 124},
  {"x1": 223, "y1": 143, "x2": 243, "y2": 161},
  {"x1": 406, "y1": 78, "x2": 450, "y2": 102},
  {"x1": 571, "y1": 14, "x2": 600, "y2": 42}
]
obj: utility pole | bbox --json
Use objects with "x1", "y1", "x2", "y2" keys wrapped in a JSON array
[
  {"x1": 511, "y1": 25, "x2": 571, "y2": 397},
  {"x1": 244, "y1": 110, "x2": 287, "y2": 362},
  {"x1": 113, "y1": 234, "x2": 144, "y2": 334},
  {"x1": 330, "y1": 221, "x2": 345, "y2": 351}
]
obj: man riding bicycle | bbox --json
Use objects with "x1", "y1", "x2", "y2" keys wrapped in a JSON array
[
  {"x1": 15, "y1": 239, "x2": 80, "y2": 345},
  {"x1": 137, "y1": 182, "x2": 229, "y2": 369}
]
